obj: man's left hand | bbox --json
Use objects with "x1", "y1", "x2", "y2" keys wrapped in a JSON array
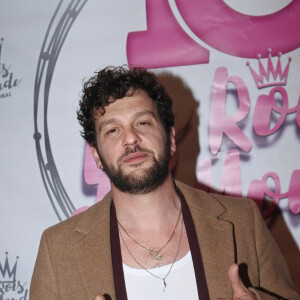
[{"x1": 214, "y1": 264, "x2": 257, "y2": 300}]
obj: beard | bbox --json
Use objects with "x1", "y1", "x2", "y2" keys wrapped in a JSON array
[{"x1": 98, "y1": 142, "x2": 170, "y2": 194}]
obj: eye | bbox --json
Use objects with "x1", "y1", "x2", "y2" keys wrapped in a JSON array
[
  {"x1": 106, "y1": 128, "x2": 118, "y2": 136},
  {"x1": 135, "y1": 120, "x2": 152, "y2": 133},
  {"x1": 139, "y1": 121, "x2": 149, "y2": 126}
]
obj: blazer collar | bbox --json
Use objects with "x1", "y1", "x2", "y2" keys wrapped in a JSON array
[
  {"x1": 73, "y1": 181, "x2": 226, "y2": 235},
  {"x1": 175, "y1": 180, "x2": 226, "y2": 217}
]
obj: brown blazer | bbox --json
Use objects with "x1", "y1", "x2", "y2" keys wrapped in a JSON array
[{"x1": 30, "y1": 181, "x2": 299, "y2": 300}]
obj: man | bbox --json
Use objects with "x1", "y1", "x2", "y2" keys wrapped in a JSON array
[{"x1": 30, "y1": 66, "x2": 299, "y2": 300}]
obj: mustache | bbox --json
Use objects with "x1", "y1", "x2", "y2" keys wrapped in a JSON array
[{"x1": 118, "y1": 145, "x2": 154, "y2": 163}]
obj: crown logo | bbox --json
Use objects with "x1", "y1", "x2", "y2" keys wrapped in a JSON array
[
  {"x1": 0, "y1": 38, "x2": 4, "y2": 63},
  {"x1": 246, "y1": 49, "x2": 291, "y2": 89},
  {"x1": 0, "y1": 252, "x2": 18, "y2": 283}
]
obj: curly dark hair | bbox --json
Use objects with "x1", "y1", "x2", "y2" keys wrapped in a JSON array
[{"x1": 77, "y1": 66, "x2": 174, "y2": 147}]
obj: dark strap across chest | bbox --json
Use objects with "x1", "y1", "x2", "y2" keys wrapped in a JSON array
[{"x1": 110, "y1": 186, "x2": 210, "y2": 300}]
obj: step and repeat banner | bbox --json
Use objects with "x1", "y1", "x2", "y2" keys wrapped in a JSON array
[{"x1": 1, "y1": 0, "x2": 299, "y2": 297}]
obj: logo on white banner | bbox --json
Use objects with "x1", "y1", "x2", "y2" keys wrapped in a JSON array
[
  {"x1": 0, "y1": 38, "x2": 21, "y2": 99},
  {"x1": 0, "y1": 252, "x2": 28, "y2": 300}
]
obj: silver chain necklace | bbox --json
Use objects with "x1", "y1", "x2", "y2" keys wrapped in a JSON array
[
  {"x1": 118, "y1": 215, "x2": 184, "y2": 292},
  {"x1": 117, "y1": 209, "x2": 182, "y2": 261}
]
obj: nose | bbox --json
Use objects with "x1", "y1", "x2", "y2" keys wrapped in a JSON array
[{"x1": 122, "y1": 126, "x2": 142, "y2": 148}]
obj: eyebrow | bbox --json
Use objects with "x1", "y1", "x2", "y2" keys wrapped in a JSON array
[
  {"x1": 97, "y1": 110, "x2": 158, "y2": 133},
  {"x1": 133, "y1": 110, "x2": 157, "y2": 120}
]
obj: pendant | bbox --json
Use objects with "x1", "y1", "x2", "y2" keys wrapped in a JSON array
[
  {"x1": 155, "y1": 252, "x2": 162, "y2": 261},
  {"x1": 163, "y1": 279, "x2": 167, "y2": 292}
]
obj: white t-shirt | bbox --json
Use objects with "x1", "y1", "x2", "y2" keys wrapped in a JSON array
[{"x1": 123, "y1": 251, "x2": 198, "y2": 299}]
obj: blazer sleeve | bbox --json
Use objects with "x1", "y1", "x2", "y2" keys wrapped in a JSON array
[
  {"x1": 247, "y1": 199, "x2": 299, "y2": 300},
  {"x1": 30, "y1": 230, "x2": 59, "y2": 300}
]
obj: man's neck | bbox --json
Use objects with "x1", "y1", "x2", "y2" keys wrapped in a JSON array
[{"x1": 111, "y1": 174, "x2": 181, "y2": 232}]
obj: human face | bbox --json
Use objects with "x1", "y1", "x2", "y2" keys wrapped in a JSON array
[{"x1": 90, "y1": 91, "x2": 176, "y2": 194}]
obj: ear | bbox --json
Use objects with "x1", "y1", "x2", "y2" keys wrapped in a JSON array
[
  {"x1": 89, "y1": 145, "x2": 103, "y2": 170},
  {"x1": 169, "y1": 127, "x2": 176, "y2": 156}
]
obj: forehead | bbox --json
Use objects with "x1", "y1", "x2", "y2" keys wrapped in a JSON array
[{"x1": 95, "y1": 90, "x2": 160, "y2": 123}]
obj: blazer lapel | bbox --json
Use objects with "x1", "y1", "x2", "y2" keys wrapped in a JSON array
[
  {"x1": 72, "y1": 194, "x2": 116, "y2": 300},
  {"x1": 190, "y1": 206, "x2": 235, "y2": 298},
  {"x1": 176, "y1": 181, "x2": 236, "y2": 298}
]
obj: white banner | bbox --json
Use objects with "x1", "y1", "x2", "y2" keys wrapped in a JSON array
[{"x1": 1, "y1": 0, "x2": 299, "y2": 297}]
